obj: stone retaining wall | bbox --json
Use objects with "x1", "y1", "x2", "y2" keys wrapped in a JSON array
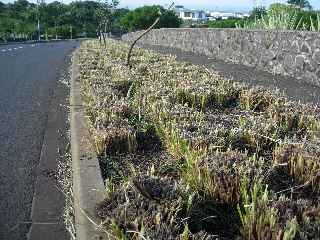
[{"x1": 122, "y1": 28, "x2": 320, "y2": 86}]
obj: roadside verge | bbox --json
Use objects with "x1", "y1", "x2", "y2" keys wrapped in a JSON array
[{"x1": 70, "y1": 49, "x2": 106, "y2": 240}]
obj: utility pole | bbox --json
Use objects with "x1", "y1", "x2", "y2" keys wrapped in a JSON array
[
  {"x1": 70, "y1": 25, "x2": 73, "y2": 39},
  {"x1": 37, "y1": 18, "x2": 40, "y2": 41},
  {"x1": 36, "y1": 0, "x2": 43, "y2": 41},
  {"x1": 55, "y1": 21, "x2": 58, "y2": 40}
]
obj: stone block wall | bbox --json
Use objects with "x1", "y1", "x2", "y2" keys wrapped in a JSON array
[{"x1": 122, "y1": 28, "x2": 320, "y2": 86}]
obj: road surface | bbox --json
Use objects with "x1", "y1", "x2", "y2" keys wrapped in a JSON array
[{"x1": 0, "y1": 41, "x2": 79, "y2": 240}]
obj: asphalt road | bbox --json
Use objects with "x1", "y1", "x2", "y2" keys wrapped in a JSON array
[{"x1": 0, "y1": 41, "x2": 79, "y2": 240}]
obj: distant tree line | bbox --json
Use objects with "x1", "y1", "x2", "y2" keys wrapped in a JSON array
[
  {"x1": 0, "y1": 0, "x2": 103, "y2": 41},
  {"x1": 0, "y1": 0, "x2": 181, "y2": 42}
]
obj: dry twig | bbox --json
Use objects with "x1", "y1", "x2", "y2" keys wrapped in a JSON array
[{"x1": 126, "y1": 2, "x2": 175, "y2": 67}]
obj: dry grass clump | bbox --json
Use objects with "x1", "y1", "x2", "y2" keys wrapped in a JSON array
[
  {"x1": 78, "y1": 39, "x2": 320, "y2": 239},
  {"x1": 93, "y1": 121, "x2": 137, "y2": 156},
  {"x1": 274, "y1": 197, "x2": 320, "y2": 239},
  {"x1": 96, "y1": 176, "x2": 183, "y2": 239},
  {"x1": 79, "y1": 45, "x2": 160, "y2": 157},
  {"x1": 273, "y1": 142, "x2": 320, "y2": 193},
  {"x1": 239, "y1": 88, "x2": 279, "y2": 112},
  {"x1": 267, "y1": 102, "x2": 320, "y2": 140},
  {"x1": 183, "y1": 150, "x2": 250, "y2": 205},
  {"x1": 96, "y1": 176, "x2": 214, "y2": 240},
  {"x1": 173, "y1": 80, "x2": 240, "y2": 111},
  {"x1": 238, "y1": 181, "x2": 299, "y2": 240}
]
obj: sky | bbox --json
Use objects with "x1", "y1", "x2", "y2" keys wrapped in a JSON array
[
  {"x1": 116, "y1": 0, "x2": 320, "y2": 11},
  {"x1": 2, "y1": 0, "x2": 320, "y2": 11}
]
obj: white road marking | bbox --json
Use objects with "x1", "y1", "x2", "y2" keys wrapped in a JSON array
[{"x1": 1, "y1": 46, "x2": 24, "y2": 53}]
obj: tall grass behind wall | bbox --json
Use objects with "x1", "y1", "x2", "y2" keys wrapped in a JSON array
[
  {"x1": 310, "y1": 13, "x2": 320, "y2": 31},
  {"x1": 237, "y1": 8, "x2": 320, "y2": 31}
]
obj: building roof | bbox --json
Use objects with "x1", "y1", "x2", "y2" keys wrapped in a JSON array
[{"x1": 177, "y1": 8, "x2": 205, "y2": 13}]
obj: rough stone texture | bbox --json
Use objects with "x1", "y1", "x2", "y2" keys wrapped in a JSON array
[{"x1": 122, "y1": 28, "x2": 320, "y2": 86}]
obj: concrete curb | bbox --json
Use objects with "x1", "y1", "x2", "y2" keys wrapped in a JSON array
[{"x1": 70, "y1": 49, "x2": 106, "y2": 240}]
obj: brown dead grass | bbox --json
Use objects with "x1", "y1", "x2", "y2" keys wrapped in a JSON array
[{"x1": 78, "y1": 39, "x2": 320, "y2": 240}]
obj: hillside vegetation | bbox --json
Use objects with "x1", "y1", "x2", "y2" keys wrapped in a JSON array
[
  {"x1": 78, "y1": 39, "x2": 320, "y2": 239},
  {"x1": 0, "y1": 0, "x2": 180, "y2": 42}
]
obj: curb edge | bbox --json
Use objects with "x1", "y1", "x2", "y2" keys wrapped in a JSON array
[{"x1": 70, "y1": 49, "x2": 106, "y2": 240}]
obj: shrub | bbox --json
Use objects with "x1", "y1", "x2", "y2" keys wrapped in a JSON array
[{"x1": 208, "y1": 18, "x2": 245, "y2": 29}]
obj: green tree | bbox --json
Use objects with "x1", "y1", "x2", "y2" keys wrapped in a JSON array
[
  {"x1": 112, "y1": 8, "x2": 130, "y2": 31},
  {"x1": 69, "y1": 1, "x2": 100, "y2": 36},
  {"x1": 249, "y1": 6, "x2": 267, "y2": 19},
  {"x1": 287, "y1": 0, "x2": 312, "y2": 10},
  {"x1": 0, "y1": 0, "x2": 155, "y2": 41},
  {"x1": 40, "y1": 1, "x2": 67, "y2": 38},
  {"x1": 159, "y1": 8, "x2": 181, "y2": 28},
  {"x1": 120, "y1": 5, "x2": 181, "y2": 32},
  {"x1": 269, "y1": 3, "x2": 297, "y2": 15},
  {"x1": 95, "y1": 0, "x2": 119, "y2": 34},
  {"x1": 10, "y1": 0, "x2": 29, "y2": 12},
  {"x1": 0, "y1": 1, "x2": 5, "y2": 13}
]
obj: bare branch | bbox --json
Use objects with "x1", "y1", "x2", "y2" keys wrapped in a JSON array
[{"x1": 126, "y1": 2, "x2": 175, "y2": 67}]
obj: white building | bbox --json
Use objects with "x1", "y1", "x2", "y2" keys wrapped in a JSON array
[
  {"x1": 175, "y1": 6, "x2": 206, "y2": 21},
  {"x1": 209, "y1": 11, "x2": 249, "y2": 20},
  {"x1": 174, "y1": 6, "x2": 249, "y2": 22}
]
